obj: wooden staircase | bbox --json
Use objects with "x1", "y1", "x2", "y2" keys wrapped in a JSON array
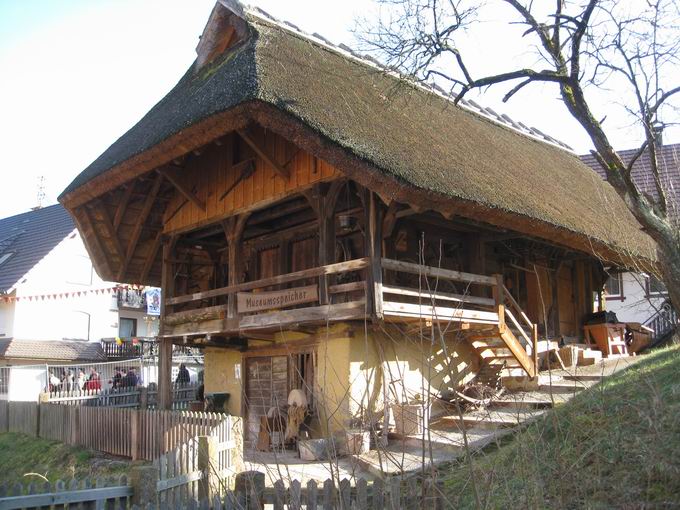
[{"x1": 468, "y1": 277, "x2": 539, "y2": 384}]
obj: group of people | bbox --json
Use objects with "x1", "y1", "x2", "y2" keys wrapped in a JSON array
[
  {"x1": 111, "y1": 367, "x2": 140, "y2": 389},
  {"x1": 47, "y1": 364, "x2": 191, "y2": 393},
  {"x1": 49, "y1": 368, "x2": 102, "y2": 392}
]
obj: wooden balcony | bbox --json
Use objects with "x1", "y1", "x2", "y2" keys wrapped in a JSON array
[{"x1": 162, "y1": 258, "x2": 539, "y2": 377}]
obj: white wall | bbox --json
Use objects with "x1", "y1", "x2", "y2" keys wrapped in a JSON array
[
  {"x1": 117, "y1": 309, "x2": 160, "y2": 338},
  {"x1": 0, "y1": 298, "x2": 15, "y2": 338},
  {"x1": 10, "y1": 230, "x2": 119, "y2": 342},
  {"x1": 605, "y1": 272, "x2": 667, "y2": 324}
]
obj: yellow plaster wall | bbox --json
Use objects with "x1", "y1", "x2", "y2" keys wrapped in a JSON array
[
  {"x1": 344, "y1": 326, "x2": 480, "y2": 426},
  {"x1": 203, "y1": 347, "x2": 243, "y2": 416},
  {"x1": 202, "y1": 323, "x2": 480, "y2": 437},
  {"x1": 311, "y1": 328, "x2": 352, "y2": 436}
]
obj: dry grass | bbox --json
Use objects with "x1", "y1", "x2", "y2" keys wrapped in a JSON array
[
  {"x1": 442, "y1": 345, "x2": 680, "y2": 509},
  {"x1": 0, "y1": 432, "x2": 142, "y2": 486}
]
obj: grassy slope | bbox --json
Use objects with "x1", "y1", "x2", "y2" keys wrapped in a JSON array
[
  {"x1": 0, "y1": 433, "x2": 136, "y2": 486},
  {"x1": 444, "y1": 346, "x2": 680, "y2": 509}
]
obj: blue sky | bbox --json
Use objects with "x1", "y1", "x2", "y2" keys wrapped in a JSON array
[{"x1": 0, "y1": 0, "x2": 675, "y2": 219}]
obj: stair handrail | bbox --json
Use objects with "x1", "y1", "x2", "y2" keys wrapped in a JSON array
[
  {"x1": 493, "y1": 275, "x2": 539, "y2": 377},
  {"x1": 643, "y1": 299, "x2": 678, "y2": 342}
]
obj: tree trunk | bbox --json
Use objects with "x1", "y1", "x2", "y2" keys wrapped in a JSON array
[{"x1": 657, "y1": 234, "x2": 680, "y2": 311}]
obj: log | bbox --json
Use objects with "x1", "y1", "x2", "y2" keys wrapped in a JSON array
[{"x1": 164, "y1": 305, "x2": 228, "y2": 326}]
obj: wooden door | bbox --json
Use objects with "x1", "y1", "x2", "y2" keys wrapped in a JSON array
[{"x1": 244, "y1": 355, "x2": 288, "y2": 444}]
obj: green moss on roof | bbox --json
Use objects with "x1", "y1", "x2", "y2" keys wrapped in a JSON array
[{"x1": 60, "y1": 12, "x2": 655, "y2": 261}]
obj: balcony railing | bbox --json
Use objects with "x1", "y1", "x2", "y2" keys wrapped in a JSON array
[{"x1": 162, "y1": 257, "x2": 538, "y2": 376}]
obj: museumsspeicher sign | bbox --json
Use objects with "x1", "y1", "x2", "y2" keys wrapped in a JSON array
[{"x1": 237, "y1": 285, "x2": 318, "y2": 313}]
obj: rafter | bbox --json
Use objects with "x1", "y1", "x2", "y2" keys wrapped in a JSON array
[
  {"x1": 91, "y1": 198, "x2": 125, "y2": 264},
  {"x1": 112, "y1": 182, "x2": 135, "y2": 230},
  {"x1": 77, "y1": 206, "x2": 112, "y2": 278},
  {"x1": 118, "y1": 174, "x2": 164, "y2": 281},
  {"x1": 139, "y1": 230, "x2": 163, "y2": 283},
  {"x1": 237, "y1": 129, "x2": 289, "y2": 179},
  {"x1": 158, "y1": 167, "x2": 206, "y2": 212}
]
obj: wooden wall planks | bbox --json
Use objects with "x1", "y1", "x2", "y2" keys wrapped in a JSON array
[{"x1": 163, "y1": 129, "x2": 339, "y2": 234}]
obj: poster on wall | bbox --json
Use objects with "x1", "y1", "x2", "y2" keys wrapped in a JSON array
[{"x1": 145, "y1": 288, "x2": 161, "y2": 316}]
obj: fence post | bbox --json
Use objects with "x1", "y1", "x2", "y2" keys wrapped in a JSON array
[
  {"x1": 235, "y1": 471, "x2": 265, "y2": 510},
  {"x1": 198, "y1": 435, "x2": 217, "y2": 502},
  {"x1": 130, "y1": 464, "x2": 159, "y2": 507},
  {"x1": 131, "y1": 410, "x2": 140, "y2": 461},
  {"x1": 70, "y1": 406, "x2": 80, "y2": 445},
  {"x1": 139, "y1": 387, "x2": 148, "y2": 410}
]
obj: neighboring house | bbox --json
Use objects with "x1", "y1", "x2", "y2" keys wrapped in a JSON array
[
  {"x1": 581, "y1": 141, "x2": 679, "y2": 325},
  {"x1": 0, "y1": 338, "x2": 107, "y2": 366},
  {"x1": 59, "y1": 2, "x2": 657, "y2": 444},
  {"x1": 0, "y1": 204, "x2": 160, "y2": 351}
]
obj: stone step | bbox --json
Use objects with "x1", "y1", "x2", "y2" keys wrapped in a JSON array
[
  {"x1": 491, "y1": 394, "x2": 554, "y2": 410},
  {"x1": 538, "y1": 381, "x2": 587, "y2": 394},
  {"x1": 437, "y1": 407, "x2": 547, "y2": 430}
]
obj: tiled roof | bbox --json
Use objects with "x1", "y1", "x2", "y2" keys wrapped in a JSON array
[
  {"x1": 0, "y1": 204, "x2": 76, "y2": 293},
  {"x1": 0, "y1": 338, "x2": 107, "y2": 362},
  {"x1": 580, "y1": 143, "x2": 680, "y2": 221}
]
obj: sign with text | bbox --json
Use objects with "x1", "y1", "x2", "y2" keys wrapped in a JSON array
[{"x1": 237, "y1": 285, "x2": 318, "y2": 313}]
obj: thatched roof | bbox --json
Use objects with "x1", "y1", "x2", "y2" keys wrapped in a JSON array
[{"x1": 59, "y1": 1, "x2": 656, "y2": 266}]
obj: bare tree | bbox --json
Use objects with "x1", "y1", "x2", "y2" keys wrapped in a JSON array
[{"x1": 359, "y1": 0, "x2": 680, "y2": 308}]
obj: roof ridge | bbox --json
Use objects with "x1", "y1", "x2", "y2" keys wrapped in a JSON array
[{"x1": 235, "y1": 2, "x2": 574, "y2": 153}]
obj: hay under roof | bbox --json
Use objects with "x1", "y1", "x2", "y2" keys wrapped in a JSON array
[{"x1": 60, "y1": 1, "x2": 656, "y2": 264}]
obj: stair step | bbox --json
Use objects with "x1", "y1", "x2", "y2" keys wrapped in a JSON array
[{"x1": 538, "y1": 383, "x2": 586, "y2": 394}]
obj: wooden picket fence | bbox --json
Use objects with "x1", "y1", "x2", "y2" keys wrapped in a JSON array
[
  {"x1": 156, "y1": 419, "x2": 241, "y2": 506},
  {"x1": 0, "y1": 475, "x2": 132, "y2": 510},
  {"x1": 1, "y1": 402, "x2": 241, "y2": 464},
  {"x1": 148, "y1": 473, "x2": 447, "y2": 510},
  {"x1": 7, "y1": 402, "x2": 38, "y2": 436},
  {"x1": 0, "y1": 473, "x2": 447, "y2": 510}
]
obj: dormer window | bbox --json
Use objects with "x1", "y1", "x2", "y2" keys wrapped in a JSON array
[{"x1": 0, "y1": 252, "x2": 13, "y2": 267}]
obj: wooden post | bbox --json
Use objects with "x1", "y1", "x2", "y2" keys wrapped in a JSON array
[
  {"x1": 159, "y1": 239, "x2": 175, "y2": 410},
  {"x1": 130, "y1": 464, "x2": 159, "y2": 507},
  {"x1": 139, "y1": 386, "x2": 148, "y2": 410},
  {"x1": 198, "y1": 435, "x2": 218, "y2": 502},
  {"x1": 223, "y1": 214, "x2": 250, "y2": 326},
  {"x1": 131, "y1": 411, "x2": 139, "y2": 461},
  {"x1": 303, "y1": 182, "x2": 342, "y2": 306},
  {"x1": 366, "y1": 192, "x2": 383, "y2": 319},
  {"x1": 532, "y1": 323, "x2": 539, "y2": 376},
  {"x1": 71, "y1": 406, "x2": 80, "y2": 446},
  {"x1": 235, "y1": 471, "x2": 265, "y2": 510},
  {"x1": 492, "y1": 273, "x2": 505, "y2": 331}
]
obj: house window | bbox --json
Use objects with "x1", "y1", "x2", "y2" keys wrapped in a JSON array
[
  {"x1": 119, "y1": 318, "x2": 137, "y2": 338},
  {"x1": 647, "y1": 275, "x2": 667, "y2": 296},
  {"x1": 604, "y1": 273, "x2": 623, "y2": 300}
]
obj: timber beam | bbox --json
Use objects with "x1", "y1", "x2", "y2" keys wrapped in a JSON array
[
  {"x1": 158, "y1": 167, "x2": 206, "y2": 212},
  {"x1": 91, "y1": 199, "x2": 125, "y2": 266},
  {"x1": 112, "y1": 182, "x2": 135, "y2": 231},
  {"x1": 237, "y1": 129, "x2": 289, "y2": 179},
  {"x1": 118, "y1": 173, "x2": 164, "y2": 281}
]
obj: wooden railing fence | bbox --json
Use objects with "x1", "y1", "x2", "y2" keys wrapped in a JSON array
[
  {"x1": 0, "y1": 402, "x2": 241, "y2": 464},
  {"x1": 644, "y1": 299, "x2": 678, "y2": 344},
  {"x1": 45, "y1": 383, "x2": 200, "y2": 410},
  {"x1": 0, "y1": 475, "x2": 131, "y2": 510}
]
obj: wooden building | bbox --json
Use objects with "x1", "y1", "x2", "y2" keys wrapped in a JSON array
[{"x1": 59, "y1": 2, "x2": 655, "y2": 441}]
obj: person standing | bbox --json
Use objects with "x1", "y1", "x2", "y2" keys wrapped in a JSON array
[{"x1": 176, "y1": 364, "x2": 190, "y2": 385}]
